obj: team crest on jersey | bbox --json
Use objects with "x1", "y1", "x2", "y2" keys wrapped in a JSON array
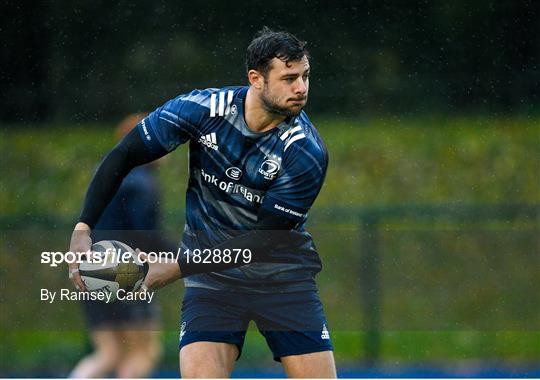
[{"x1": 258, "y1": 159, "x2": 280, "y2": 180}]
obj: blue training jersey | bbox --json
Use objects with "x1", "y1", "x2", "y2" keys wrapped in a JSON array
[
  {"x1": 94, "y1": 166, "x2": 159, "y2": 231},
  {"x1": 137, "y1": 86, "x2": 328, "y2": 293}
]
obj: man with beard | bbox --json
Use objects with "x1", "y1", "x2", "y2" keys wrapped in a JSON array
[{"x1": 69, "y1": 27, "x2": 336, "y2": 377}]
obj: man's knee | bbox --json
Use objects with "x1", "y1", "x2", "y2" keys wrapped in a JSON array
[
  {"x1": 180, "y1": 342, "x2": 238, "y2": 378},
  {"x1": 281, "y1": 350, "x2": 337, "y2": 378},
  {"x1": 124, "y1": 329, "x2": 162, "y2": 362},
  {"x1": 92, "y1": 331, "x2": 123, "y2": 368},
  {"x1": 115, "y1": 329, "x2": 162, "y2": 378}
]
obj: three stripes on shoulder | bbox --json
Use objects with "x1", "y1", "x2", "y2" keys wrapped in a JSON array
[{"x1": 210, "y1": 90, "x2": 234, "y2": 117}]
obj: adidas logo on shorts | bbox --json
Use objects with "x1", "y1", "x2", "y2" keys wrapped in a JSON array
[
  {"x1": 321, "y1": 324, "x2": 330, "y2": 340},
  {"x1": 199, "y1": 132, "x2": 219, "y2": 151},
  {"x1": 179, "y1": 321, "x2": 187, "y2": 342}
]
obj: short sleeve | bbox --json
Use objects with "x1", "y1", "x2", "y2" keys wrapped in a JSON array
[
  {"x1": 137, "y1": 91, "x2": 205, "y2": 154},
  {"x1": 261, "y1": 142, "x2": 328, "y2": 222}
]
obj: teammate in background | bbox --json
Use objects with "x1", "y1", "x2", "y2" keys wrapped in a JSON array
[
  {"x1": 70, "y1": 114, "x2": 163, "y2": 378},
  {"x1": 69, "y1": 28, "x2": 336, "y2": 377}
]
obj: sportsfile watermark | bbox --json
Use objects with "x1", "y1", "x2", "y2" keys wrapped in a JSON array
[
  {"x1": 40, "y1": 247, "x2": 252, "y2": 267},
  {"x1": 2, "y1": 228, "x2": 539, "y2": 331}
]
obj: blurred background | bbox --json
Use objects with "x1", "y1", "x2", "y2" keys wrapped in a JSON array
[{"x1": 1, "y1": 0, "x2": 539, "y2": 377}]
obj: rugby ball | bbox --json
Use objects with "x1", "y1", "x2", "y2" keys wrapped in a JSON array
[{"x1": 80, "y1": 240, "x2": 145, "y2": 302}]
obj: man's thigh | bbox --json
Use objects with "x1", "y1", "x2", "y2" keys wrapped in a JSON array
[
  {"x1": 281, "y1": 350, "x2": 337, "y2": 378},
  {"x1": 178, "y1": 287, "x2": 250, "y2": 377},
  {"x1": 180, "y1": 342, "x2": 238, "y2": 378}
]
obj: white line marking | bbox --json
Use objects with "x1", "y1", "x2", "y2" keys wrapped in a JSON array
[
  {"x1": 225, "y1": 90, "x2": 234, "y2": 115},
  {"x1": 218, "y1": 92, "x2": 225, "y2": 116},
  {"x1": 280, "y1": 125, "x2": 302, "y2": 141},
  {"x1": 284, "y1": 133, "x2": 305, "y2": 151},
  {"x1": 210, "y1": 94, "x2": 217, "y2": 117}
]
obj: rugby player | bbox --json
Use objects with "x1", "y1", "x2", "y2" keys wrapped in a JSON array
[
  {"x1": 69, "y1": 27, "x2": 336, "y2": 377},
  {"x1": 70, "y1": 114, "x2": 162, "y2": 378}
]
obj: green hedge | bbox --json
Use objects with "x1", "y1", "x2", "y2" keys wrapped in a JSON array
[{"x1": 1, "y1": 116, "x2": 538, "y2": 224}]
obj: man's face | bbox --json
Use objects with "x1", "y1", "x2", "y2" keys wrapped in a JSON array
[{"x1": 260, "y1": 56, "x2": 310, "y2": 117}]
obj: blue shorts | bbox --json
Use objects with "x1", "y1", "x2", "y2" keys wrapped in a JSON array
[
  {"x1": 179, "y1": 287, "x2": 333, "y2": 362},
  {"x1": 83, "y1": 298, "x2": 158, "y2": 329}
]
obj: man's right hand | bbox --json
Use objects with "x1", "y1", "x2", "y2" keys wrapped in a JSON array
[{"x1": 68, "y1": 222, "x2": 92, "y2": 291}]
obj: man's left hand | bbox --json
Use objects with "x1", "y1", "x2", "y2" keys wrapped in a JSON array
[{"x1": 138, "y1": 250, "x2": 182, "y2": 292}]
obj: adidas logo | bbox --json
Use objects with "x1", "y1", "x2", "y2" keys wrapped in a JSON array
[
  {"x1": 321, "y1": 324, "x2": 330, "y2": 340},
  {"x1": 210, "y1": 90, "x2": 235, "y2": 117},
  {"x1": 179, "y1": 321, "x2": 186, "y2": 342},
  {"x1": 199, "y1": 132, "x2": 218, "y2": 151}
]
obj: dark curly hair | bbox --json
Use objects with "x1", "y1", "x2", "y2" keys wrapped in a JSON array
[{"x1": 246, "y1": 27, "x2": 309, "y2": 78}]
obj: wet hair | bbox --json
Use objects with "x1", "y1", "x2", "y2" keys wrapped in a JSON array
[{"x1": 246, "y1": 26, "x2": 309, "y2": 77}]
